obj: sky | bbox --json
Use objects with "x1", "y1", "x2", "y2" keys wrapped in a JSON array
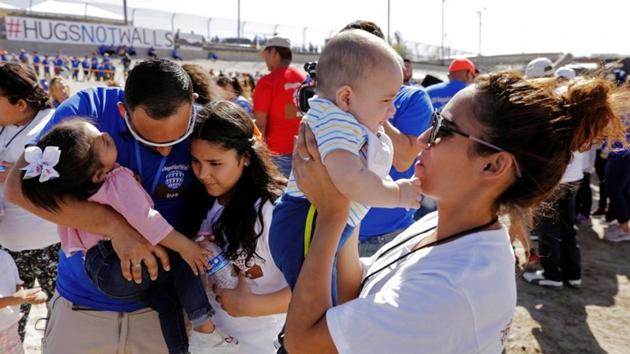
[{"x1": 8, "y1": 0, "x2": 630, "y2": 56}]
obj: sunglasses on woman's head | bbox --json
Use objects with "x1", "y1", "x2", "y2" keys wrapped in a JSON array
[{"x1": 428, "y1": 111, "x2": 522, "y2": 178}]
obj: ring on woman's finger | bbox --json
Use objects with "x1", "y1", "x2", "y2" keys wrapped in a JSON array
[
  {"x1": 299, "y1": 154, "x2": 312, "y2": 161},
  {"x1": 132, "y1": 261, "x2": 142, "y2": 268}
]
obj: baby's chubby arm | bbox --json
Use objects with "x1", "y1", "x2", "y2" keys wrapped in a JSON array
[{"x1": 324, "y1": 150, "x2": 422, "y2": 209}]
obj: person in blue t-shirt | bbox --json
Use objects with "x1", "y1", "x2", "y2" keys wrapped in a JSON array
[
  {"x1": 426, "y1": 58, "x2": 477, "y2": 111},
  {"x1": 148, "y1": 46, "x2": 157, "y2": 58},
  {"x1": 70, "y1": 56, "x2": 80, "y2": 81},
  {"x1": 4, "y1": 59, "x2": 208, "y2": 353},
  {"x1": 358, "y1": 85, "x2": 433, "y2": 256},
  {"x1": 32, "y1": 51, "x2": 41, "y2": 76},
  {"x1": 88, "y1": 53, "x2": 99, "y2": 81},
  {"x1": 96, "y1": 62, "x2": 105, "y2": 81},
  {"x1": 18, "y1": 49, "x2": 29, "y2": 64},
  {"x1": 81, "y1": 56, "x2": 90, "y2": 80},
  {"x1": 41, "y1": 55, "x2": 51, "y2": 79},
  {"x1": 53, "y1": 56, "x2": 65, "y2": 76},
  {"x1": 171, "y1": 49, "x2": 183, "y2": 61}
]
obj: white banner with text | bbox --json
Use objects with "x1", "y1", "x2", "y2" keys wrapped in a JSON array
[{"x1": 5, "y1": 16, "x2": 174, "y2": 49}]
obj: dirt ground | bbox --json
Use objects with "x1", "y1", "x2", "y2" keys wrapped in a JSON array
[{"x1": 507, "y1": 214, "x2": 630, "y2": 354}]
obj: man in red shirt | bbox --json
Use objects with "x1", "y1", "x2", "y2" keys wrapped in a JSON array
[{"x1": 253, "y1": 37, "x2": 306, "y2": 177}]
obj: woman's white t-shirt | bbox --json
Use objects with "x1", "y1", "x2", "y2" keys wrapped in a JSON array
[
  {"x1": 0, "y1": 108, "x2": 59, "y2": 251},
  {"x1": 326, "y1": 212, "x2": 517, "y2": 354},
  {"x1": 205, "y1": 199, "x2": 288, "y2": 354},
  {"x1": 0, "y1": 250, "x2": 22, "y2": 332}
]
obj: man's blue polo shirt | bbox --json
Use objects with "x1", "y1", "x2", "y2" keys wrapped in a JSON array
[
  {"x1": 359, "y1": 85, "x2": 433, "y2": 240},
  {"x1": 39, "y1": 87, "x2": 196, "y2": 311}
]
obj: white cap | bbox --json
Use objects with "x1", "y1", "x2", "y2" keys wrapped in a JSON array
[
  {"x1": 525, "y1": 57, "x2": 554, "y2": 79},
  {"x1": 554, "y1": 67, "x2": 576, "y2": 80},
  {"x1": 263, "y1": 37, "x2": 291, "y2": 50}
]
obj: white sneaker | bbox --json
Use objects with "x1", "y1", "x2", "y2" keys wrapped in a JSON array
[
  {"x1": 604, "y1": 225, "x2": 620, "y2": 240},
  {"x1": 566, "y1": 279, "x2": 582, "y2": 289},
  {"x1": 522, "y1": 270, "x2": 563, "y2": 288},
  {"x1": 604, "y1": 225, "x2": 630, "y2": 242},
  {"x1": 189, "y1": 328, "x2": 240, "y2": 354},
  {"x1": 607, "y1": 231, "x2": 630, "y2": 242}
]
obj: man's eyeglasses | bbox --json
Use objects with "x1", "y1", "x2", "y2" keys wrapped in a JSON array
[
  {"x1": 429, "y1": 111, "x2": 522, "y2": 178},
  {"x1": 123, "y1": 105, "x2": 195, "y2": 148}
]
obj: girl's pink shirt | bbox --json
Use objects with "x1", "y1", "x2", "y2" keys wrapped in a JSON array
[{"x1": 57, "y1": 165, "x2": 174, "y2": 256}]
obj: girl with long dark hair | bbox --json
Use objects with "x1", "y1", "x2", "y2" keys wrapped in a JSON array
[{"x1": 191, "y1": 101, "x2": 289, "y2": 353}]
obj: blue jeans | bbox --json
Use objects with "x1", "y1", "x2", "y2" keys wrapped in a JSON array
[
  {"x1": 84, "y1": 241, "x2": 214, "y2": 354},
  {"x1": 358, "y1": 229, "x2": 404, "y2": 257},
  {"x1": 269, "y1": 194, "x2": 354, "y2": 305},
  {"x1": 272, "y1": 154, "x2": 293, "y2": 178}
]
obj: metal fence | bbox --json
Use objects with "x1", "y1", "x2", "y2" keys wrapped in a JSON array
[{"x1": 1, "y1": 0, "x2": 476, "y2": 60}]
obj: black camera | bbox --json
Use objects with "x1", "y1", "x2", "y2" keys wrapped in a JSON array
[{"x1": 295, "y1": 61, "x2": 317, "y2": 114}]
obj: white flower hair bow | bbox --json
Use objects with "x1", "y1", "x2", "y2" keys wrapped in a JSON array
[{"x1": 21, "y1": 146, "x2": 61, "y2": 182}]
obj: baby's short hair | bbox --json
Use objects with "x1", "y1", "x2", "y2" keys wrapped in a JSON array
[{"x1": 316, "y1": 29, "x2": 402, "y2": 97}]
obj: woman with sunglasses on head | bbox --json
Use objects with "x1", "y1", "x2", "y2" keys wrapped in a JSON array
[
  {"x1": 0, "y1": 62, "x2": 60, "y2": 341},
  {"x1": 282, "y1": 72, "x2": 629, "y2": 354}
]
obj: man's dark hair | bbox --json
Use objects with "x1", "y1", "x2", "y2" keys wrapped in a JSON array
[
  {"x1": 124, "y1": 59, "x2": 193, "y2": 119},
  {"x1": 341, "y1": 20, "x2": 385, "y2": 39},
  {"x1": 266, "y1": 46, "x2": 292, "y2": 62}
]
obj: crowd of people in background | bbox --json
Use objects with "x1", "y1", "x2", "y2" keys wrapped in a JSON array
[
  {"x1": 0, "y1": 48, "x2": 129, "y2": 85},
  {"x1": 0, "y1": 18, "x2": 628, "y2": 354}
]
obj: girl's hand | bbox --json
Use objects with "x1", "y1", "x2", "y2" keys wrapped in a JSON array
[
  {"x1": 196, "y1": 234, "x2": 216, "y2": 251},
  {"x1": 179, "y1": 240, "x2": 212, "y2": 276},
  {"x1": 214, "y1": 273, "x2": 254, "y2": 317}
]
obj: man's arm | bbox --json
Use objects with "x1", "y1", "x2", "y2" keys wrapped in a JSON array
[
  {"x1": 5, "y1": 155, "x2": 169, "y2": 283},
  {"x1": 387, "y1": 87, "x2": 434, "y2": 172},
  {"x1": 384, "y1": 121, "x2": 423, "y2": 172}
]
